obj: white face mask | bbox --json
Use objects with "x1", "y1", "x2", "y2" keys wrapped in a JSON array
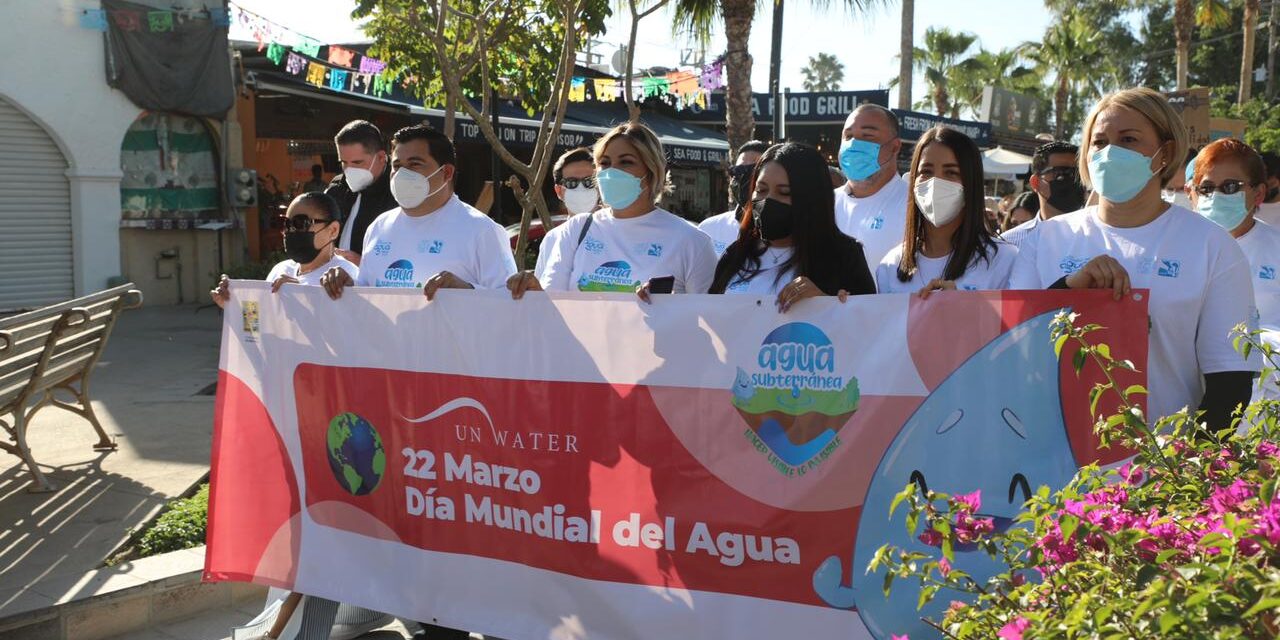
[
  {"x1": 561, "y1": 186, "x2": 598, "y2": 215},
  {"x1": 914, "y1": 177, "x2": 965, "y2": 227},
  {"x1": 391, "y1": 165, "x2": 446, "y2": 210},
  {"x1": 343, "y1": 153, "x2": 382, "y2": 192}
]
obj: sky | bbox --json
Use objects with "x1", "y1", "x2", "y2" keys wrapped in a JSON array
[{"x1": 230, "y1": 0, "x2": 1058, "y2": 114}]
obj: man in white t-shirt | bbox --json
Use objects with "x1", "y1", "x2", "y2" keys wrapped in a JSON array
[
  {"x1": 321, "y1": 124, "x2": 517, "y2": 301},
  {"x1": 833, "y1": 104, "x2": 909, "y2": 270},
  {"x1": 697, "y1": 140, "x2": 770, "y2": 256},
  {"x1": 1257, "y1": 151, "x2": 1280, "y2": 226},
  {"x1": 1002, "y1": 141, "x2": 1085, "y2": 251}
]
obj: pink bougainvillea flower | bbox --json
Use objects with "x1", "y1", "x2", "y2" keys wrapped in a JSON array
[
  {"x1": 1117, "y1": 461, "x2": 1145, "y2": 485},
  {"x1": 1258, "y1": 440, "x2": 1279, "y2": 458},
  {"x1": 997, "y1": 615, "x2": 1031, "y2": 640},
  {"x1": 938, "y1": 557, "x2": 952, "y2": 577},
  {"x1": 891, "y1": 635, "x2": 909, "y2": 640},
  {"x1": 947, "y1": 600, "x2": 967, "y2": 613},
  {"x1": 953, "y1": 490, "x2": 982, "y2": 513},
  {"x1": 954, "y1": 513, "x2": 995, "y2": 543},
  {"x1": 918, "y1": 528, "x2": 943, "y2": 548}
]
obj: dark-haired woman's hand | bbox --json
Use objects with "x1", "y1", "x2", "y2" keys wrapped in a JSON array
[
  {"x1": 917, "y1": 278, "x2": 957, "y2": 300},
  {"x1": 320, "y1": 267, "x2": 354, "y2": 300},
  {"x1": 507, "y1": 270, "x2": 543, "y2": 300},
  {"x1": 1066, "y1": 255, "x2": 1131, "y2": 300},
  {"x1": 777, "y1": 276, "x2": 822, "y2": 313}
]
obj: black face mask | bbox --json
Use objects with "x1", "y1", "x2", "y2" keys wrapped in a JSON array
[
  {"x1": 1046, "y1": 179, "x2": 1086, "y2": 215},
  {"x1": 752, "y1": 198, "x2": 795, "y2": 241},
  {"x1": 729, "y1": 165, "x2": 755, "y2": 219},
  {"x1": 284, "y1": 231, "x2": 324, "y2": 264}
]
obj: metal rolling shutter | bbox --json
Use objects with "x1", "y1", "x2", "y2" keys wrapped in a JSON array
[{"x1": 0, "y1": 97, "x2": 73, "y2": 311}]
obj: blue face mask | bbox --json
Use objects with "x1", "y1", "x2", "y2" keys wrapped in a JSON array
[
  {"x1": 1197, "y1": 191, "x2": 1250, "y2": 231},
  {"x1": 839, "y1": 138, "x2": 883, "y2": 182},
  {"x1": 1088, "y1": 145, "x2": 1159, "y2": 204},
  {"x1": 596, "y1": 168, "x2": 646, "y2": 210}
]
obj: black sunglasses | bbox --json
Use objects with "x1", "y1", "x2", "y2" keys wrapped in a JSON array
[
  {"x1": 280, "y1": 214, "x2": 334, "y2": 232},
  {"x1": 728, "y1": 165, "x2": 755, "y2": 181},
  {"x1": 1037, "y1": 166, "x2": 1079, "y2": 182},
  {"x1": 559, "y1": 176, "x2": 596, "y2": 189},
  {"x1": 1195, "y1": 179, "x2": 1252, "y2": 196}
]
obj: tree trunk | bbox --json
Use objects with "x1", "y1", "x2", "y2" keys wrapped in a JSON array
[
  {"x1": 933, "y1": 84, "x2": 947, "y2": 118},
  {"x1": 1239, "y1": 0, "x2": 1260, "y2": 104},
  {"x1": 897, "y1": 0, "x2": 914, "y2": 110},
  {"x1": 443, "y1": 92, "x2": 457, "y2": 140},
  {"x1": 1054, "y1": 75, "x2": 1069, "y2": 140},
  {"x1": 722, "y1": 0, "x2": 756, "y2": 156},
  {"x1": 1267, "y1": 0, "x2": 1278, "y2": 99},
  {"x1": 1174, "y1": 0, "x2": 1192, "y2": 90}
]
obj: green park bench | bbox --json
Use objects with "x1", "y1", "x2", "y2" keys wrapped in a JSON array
[{"x1": 0, "y1": 283, "x2": 144, "y2": 492}]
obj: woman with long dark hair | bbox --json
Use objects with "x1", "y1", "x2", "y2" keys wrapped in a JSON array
[
  {"x1": 877, "y1": 126, "x2": 1017, "y2": 295},
  {"x1": 710, "y1": 142, "x2": 876, "y2": 311}
]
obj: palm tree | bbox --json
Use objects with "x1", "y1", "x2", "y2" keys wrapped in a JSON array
[
  {"x1": 897, "y1": 0, "x2": 913, "y2": 110},
  {"x1": 1239, "y1": 0, "x2": 1261, "y2": 103},
  {"x1": 1027, "y1": 11, "x2": 1105, "y2": 139},
  {"x1": 949, "y1": 46, "x2": 1039, "y2": 120},
  {"x1": 911, "y1": 27, "x2": 978, "y2": 117},
  {"x1": 672, "y1": 0, "x2": 884, "y2": 155},
  {"x1": 801, "y1": 53, "x2": 845, "y2": 92},
  {"x1": 1174, "y1": 0, "x2": 1232, "y2": 90}
]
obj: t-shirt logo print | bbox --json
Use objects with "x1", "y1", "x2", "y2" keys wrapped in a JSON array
[
  {"x1": 869, "y1": 216, "x2": 884, "y2": 231},
  {"x1": 647, "y1": 243, "x2": 664, "y2": 257},
  {"x1": 577, "y1": 260, "x2": 639, "y2": 292},
  {"x1": 1157, "y1": 259, "x2": 1181, "y2": 278},
  {"x1": 1261, "y1": 266, "x2": 1276, "y2": 281},
  {"x1": 582, "y1": 237, "x2": 605, "y2": 254},
  {"x1": 418, "y1": 239, "x2": 444, "y2": 254},
  {"x1": 377, "y1": 259, "x2": 417, "y2": 287},
  {"x1": 1058, "y1": 256, "x2": 1087, "y2": 275},
  {"x1": 373, "y1": 241, "x2": 392, "y2": 256}
]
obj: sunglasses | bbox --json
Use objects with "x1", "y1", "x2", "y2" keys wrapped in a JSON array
[
  {"x1": 1195, "y1": 180, "x2": 1252, "y2": 196},
  {"x1": 559, "y1": 176, "x2": 596, "y2": 189},
  {"x1": 280, "y1": 214, "x2": 334, "y2": 232},
  {"x1": 728, "y1": 165, "x2": 755, "y2": 181},
  {"x1": 1037, "y1": 166, "x2": 1080, "y2": 182}
]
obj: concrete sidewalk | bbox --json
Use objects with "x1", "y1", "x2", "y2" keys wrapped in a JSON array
[{"x1": 0, "y1": 304, "x2": 221, "y2": 617}]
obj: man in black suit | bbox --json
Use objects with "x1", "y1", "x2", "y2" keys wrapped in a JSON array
[{"x1": 325, "y1": 120, "x2": 398, "y2": 266}]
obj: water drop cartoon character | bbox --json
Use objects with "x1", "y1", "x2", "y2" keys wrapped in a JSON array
[
  {"x1": 732, "y1": 366, "x2": 755, "y2": 404},
  {"x1": 812, "y1": 309, "x2": 1079, "y2": 639}
]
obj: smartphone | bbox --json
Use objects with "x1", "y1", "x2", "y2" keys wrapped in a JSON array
[{"x1": 648, "y1": 276, "x2": 675, "y2": 295}]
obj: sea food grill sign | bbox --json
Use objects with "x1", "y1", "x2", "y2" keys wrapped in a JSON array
[{"x1": 207, "y1": 286, "x2": 1147, "y2": 640}]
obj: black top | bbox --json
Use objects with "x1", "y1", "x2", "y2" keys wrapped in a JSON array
[
  {"x1": 710, "y1": 235, "x2": 877, "y2": 296},
  {"x1": 324, "y1": 165, "x2": 397, "y2": 255}
]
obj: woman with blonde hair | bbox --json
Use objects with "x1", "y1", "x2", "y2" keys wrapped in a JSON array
[
  {"x1": 1010, "y1": 87, "x2": 1258, "y2": 430},
  {"x1": 509, "y1": 122, "x2": 718, "y2": 297}
]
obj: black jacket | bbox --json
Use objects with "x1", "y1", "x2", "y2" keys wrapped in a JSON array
[{"x1": 324, "y1": 165, "x2": 397, "y2": 255}]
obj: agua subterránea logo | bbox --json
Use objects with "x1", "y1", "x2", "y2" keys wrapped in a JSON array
[
  {"x1": 326, "y1": 412, "x2": 387, "y2": 496},
  {"x1": 377, "y1": 259, "x2": 417, "y2": 288},
  {"x1": 732, "y1": 323, "x2": 860, "y2": 472},
  {"x1": 577, "y1": 260, "x2": 641, "y2": 292}
]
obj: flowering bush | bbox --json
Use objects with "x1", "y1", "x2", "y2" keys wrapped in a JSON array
[{"x1": 872, "y1": 313, "x2": 1280, "y2": 639}]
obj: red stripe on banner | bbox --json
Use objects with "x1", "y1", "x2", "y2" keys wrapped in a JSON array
[
  {"x1": 205, "y1": 370, "x2": 301, "y2": 587},
  {"x1": 293, "y1": 366, "x2": 864, "y2": 608},
  {"x1": 998, "y1": 289, "x2": 1149, "y2": 467}
]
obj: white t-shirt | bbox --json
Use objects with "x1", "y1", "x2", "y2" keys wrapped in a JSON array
[
  {"x1": 833, "y1": 176, "x2": 910, "y2": 270},
  {"x1": 537, "y1": 207, "x2": 718, "y2": 294},
  {"x1": 1256, "y1": 202, "x2": 1280, "y2": 227},
  {"x1": 724, "y1": 247, "x2": 795, "y2": 297},
  {"x1": 1008, "y1": 205, "x2": 1260, "y2": 422},
  {"x1": 1235, "y1": 219, "x2": 1280, "y2": 401},
  {"x1": 265, "y1": 254, "x2": 358, "y2": 286},
  {"x1": 875, "y1": 241, "x2": 1018, "y2": 294},
  {"x1": 1001, "y1": 216, "x2": 1041, "y2": 252},
  {"x1": 697, "y1": 209, "x2": 743, "y2": 257},
  {"x1": 355, "y1": 195, "x2": 517, "y2": 290}
]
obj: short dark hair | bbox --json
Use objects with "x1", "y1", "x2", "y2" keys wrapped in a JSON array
[
  {"x1": 852, "y1": 104, "x2": 900, "y2": 138},
  {"x1": 554, "y1": 147, "x2": 594, "y2": 183},
  {"x1": 1032, "y1": 141, "x2": 1079, "y2": 174},
  {"x1": 294, "y1": 191, "x2": 342, "y2": 221},
  {"x1": 334, "y1": 120, "x2": 384, "y2": 155},
  {"x1": 737, "y1": 140, "x2": 771, "y2": 159},
  {"x1": 1012, "y1": 191, "x2": 1040, "y2": 215},
  {"x1": 1263, "y1": 151, "x2": 1280, "y2": 179},
  {"x1": 392, "y1": 123, "x2": 457, "y2": 167}
]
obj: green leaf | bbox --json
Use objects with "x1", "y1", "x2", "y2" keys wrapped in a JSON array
[
  {"x1": 1096, "y1": 343, "x2": 1111, "y2": 360},
  {"x1": 1158, "y1": 611, "x2": 1178, "y2": 634},
  {"x1": 917, "y1": 584, "x2": 938, "y2": 611},
  {"x1": 881, "y1": 569, "x2": 896, "y2": 597},
  {"x1": 1054, "y1": 334, "x2": 1069, "y2": 358},
  {"x1": 1090, "y1": 385, "x2": 1104, "y2": 417},
  {"x1": 1122, "y1": 384, "x2": 1147, "y2": 397},
  {"x1": 1154, "y1": 549, "x2": 1180, "y2": 564},
  {"x1": 1243, "y1": 597, "x2": 1280, "y2": 617},
  {"x1": 1073, "y1": 347, "x2": 1088, "y2": 376}
]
